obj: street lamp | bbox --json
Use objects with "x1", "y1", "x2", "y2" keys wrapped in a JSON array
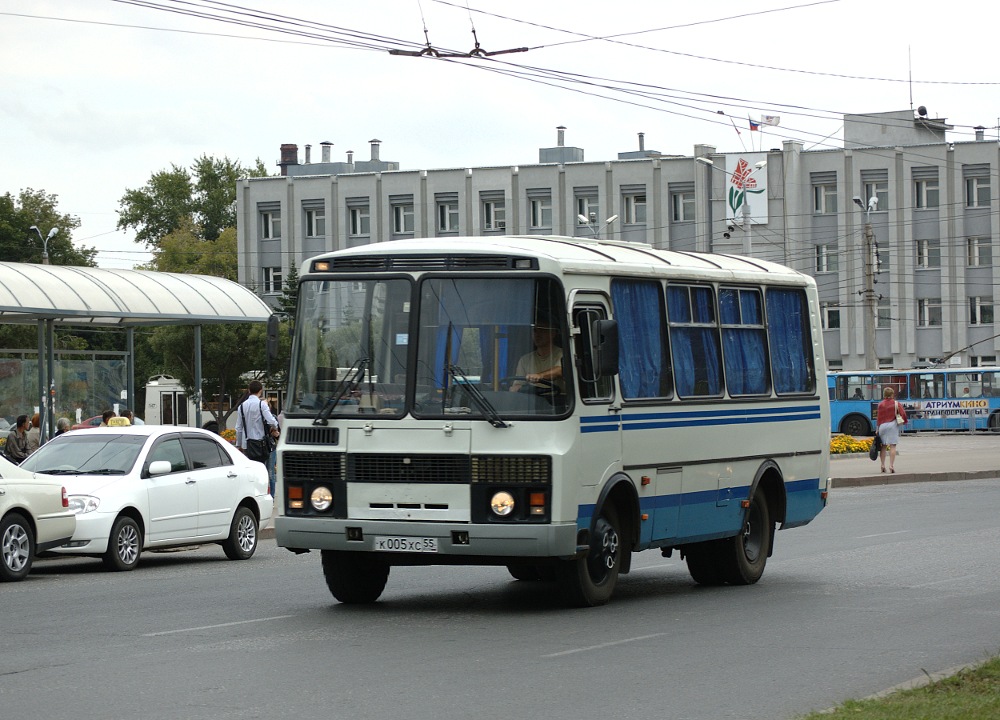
[
  {"x1": 853, "y1": 195, "x2": 879, "y2": 370},
  {"x1": 29, "y1": 225, "x2": 58, "y2": 264},
  {"x1": 577, "y1": 213, "x2": 619, "y2": 240},
  {"x1": 696, "y1": 157, "x2": 767, "y2": 256}
]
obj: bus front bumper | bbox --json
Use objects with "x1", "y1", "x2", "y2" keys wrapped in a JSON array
[{"x1": 275, "y1": 515, "x2": 581, "y2": 560}]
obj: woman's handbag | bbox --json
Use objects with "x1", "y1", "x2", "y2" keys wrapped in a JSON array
[
  {"x1": 895, "y1": 401, "x2": 905, "y2": 425},
  {"x1": 869, "y1": 432, "x2": 882, "y2": 461}
]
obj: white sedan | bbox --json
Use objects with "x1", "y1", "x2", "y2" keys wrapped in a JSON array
[
  {"x1": 1, "y1": 455, "x2": 76, "y2": 582},
  {"x1": 19, "y1": 425, "x2": 273, "y2": 571}
]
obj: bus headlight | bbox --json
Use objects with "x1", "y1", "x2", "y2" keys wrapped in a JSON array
[
  {"x1": 310, "y1": 486, "x2": 333, "y2": 511},
  {"x1": 490, "y1": 491, "x2": 515, "y2": 516}
]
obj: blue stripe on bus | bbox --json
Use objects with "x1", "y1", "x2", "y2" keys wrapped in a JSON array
[{"x1": 580, "y1": 404, "x2": 821, "y2": 433}]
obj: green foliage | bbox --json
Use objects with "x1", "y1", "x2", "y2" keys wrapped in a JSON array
[
  {"x1": 277, "y1": 265, "x2": 299, "y2": 318},
  {"x1": 117, "y1": 155, "x2": 271, "y2": 249},
  {"x1": 0, "y1": 188, "x2": 96, "y2": 266},
  {"x1": 140, "y1": 220, "x2": 237, "y2": 280}
]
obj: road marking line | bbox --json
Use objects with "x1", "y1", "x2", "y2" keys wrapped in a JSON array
[
  {"x1": 856, "y1": 530, "x2": 910, "y2": 539},
  {"x1": 910, "y1": 574, "x2": 975, "y2": 588},
  {"x1": 143, "y1": 615, "x2": 295, "y2": 637},
  {"x1": 542, "y1": 632, "x2": 668, "y2": 658}
]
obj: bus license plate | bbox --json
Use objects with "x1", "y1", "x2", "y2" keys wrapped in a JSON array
[{"x1": 374, "y1": 536, "x2": 438, "y2": 553}]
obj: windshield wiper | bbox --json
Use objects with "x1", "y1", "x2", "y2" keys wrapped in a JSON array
[
  {"x1": 37, "y1": 468, "x2": 80, "y2": 475},
  {"x1": 447, "y1": 364, "x2": 509, "y2": 429},
  {"x1": 84, "y1": 469, "x2": 128, "y2": 475},
  {"x1": 313, "y1": 357, "x2": 370, "y2": 426}
]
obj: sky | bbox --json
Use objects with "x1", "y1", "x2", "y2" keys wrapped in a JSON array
[{"x1": 2, "y1": 0, "x2": 998, "y2": 269}]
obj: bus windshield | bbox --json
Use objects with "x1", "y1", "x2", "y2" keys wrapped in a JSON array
[{"x1": 287, "y1": 275, "x2": 569, "y2": 419}]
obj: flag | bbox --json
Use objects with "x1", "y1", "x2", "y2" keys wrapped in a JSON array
[
  {"x1": 761, "y1": 115, "x2": 781, "y2": 127},
  {"x1": 748, "y1": 117, "x2": 760, "y2": 131}
]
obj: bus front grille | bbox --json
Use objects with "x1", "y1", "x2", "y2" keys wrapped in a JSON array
[
  {"x1": 282, "y1": 452, "x2": 345, "y2": 483},
  {"x1": 349, "y1": 454, "x2": 471, "y2": 483}
]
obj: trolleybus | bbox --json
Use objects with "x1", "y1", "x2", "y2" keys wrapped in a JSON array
[{"x1": 274, "y1": 236, "x2": 831, "y2": 606}]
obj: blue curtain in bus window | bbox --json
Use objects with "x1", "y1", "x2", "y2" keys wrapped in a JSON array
[
  {"x1": 720, "y1": 289, "x2": 769, "y2": 395},
  {"x1": 611, "y1": 280, "x2": 664, "y2": 398},
  {"x1": 668, "y1": 286, "x2": 722, "y2": 397},
  {"x1": 766, "y1": 288, "x2": 813, "y2": 394}
]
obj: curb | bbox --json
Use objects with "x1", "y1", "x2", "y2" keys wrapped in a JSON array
[{"x1": 831, "y1": 469, "x2": 998, "y2": 488}]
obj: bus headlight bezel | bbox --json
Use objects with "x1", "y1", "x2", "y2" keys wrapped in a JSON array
[
  {"x1": 490, "y1": 491, "x2": 515, "y2": 516},
  {"x1": 310, "y1": 486, "x2": 333, "y2": 512}
]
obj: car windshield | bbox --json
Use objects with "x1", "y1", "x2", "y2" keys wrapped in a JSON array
[{"x1": 20, "y1": 434, "x2": 148, "y2": 475}]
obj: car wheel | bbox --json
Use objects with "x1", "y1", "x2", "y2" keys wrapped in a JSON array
[
  {"x1": 222, "y1": 506, "x2": 258, "y2": 560},
  {"x1": 321, "y1": 550, "x2": 389, "y2": 604},
  {"x1": 556, "y1": 504, "x2": 622, "y2": 607},
  {"x1": 1, "y1": 512, "x2": 35, "y2": 582},
  {"x1": 103, "y1": 516, "x2": 141, "y2": 571}
]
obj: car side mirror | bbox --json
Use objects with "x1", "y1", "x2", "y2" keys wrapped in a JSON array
[
  {"x1": 592, "y1": 319, "x2": 619, "y2": 377},
  {"x1": 148, "y1": 460, "x2": 173, "y2": 476}
]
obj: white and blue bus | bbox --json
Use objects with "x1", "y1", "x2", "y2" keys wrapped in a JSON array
[
  {"x1": 828, "y1": 367, "x2": 1000, "y2": 435},
  {"x1": 274, "y1": 236, "x2": 831, "y2": 606}
]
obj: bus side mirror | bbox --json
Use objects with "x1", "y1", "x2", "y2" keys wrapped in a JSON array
[
  {"x1": 592, "y1": 319, "x2": 619, "y2": 377},
  {"x1": 266, "y1": 314, "x2": 280, "y2": 365}
]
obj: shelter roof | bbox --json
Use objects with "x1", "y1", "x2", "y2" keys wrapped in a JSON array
[{"x1": 0, "y1": 262, "x2": 272, "y2": 326}]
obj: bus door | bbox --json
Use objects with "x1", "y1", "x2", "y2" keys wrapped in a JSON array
[{"x1": 571, "y1": 297, "x2": 620, "y2": 492}]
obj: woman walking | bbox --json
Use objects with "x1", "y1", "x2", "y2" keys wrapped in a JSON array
[{"x1": 876, "y1": 387, "x2": 908, "y2": 473}]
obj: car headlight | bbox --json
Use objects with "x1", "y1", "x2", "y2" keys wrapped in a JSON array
[
  {"x1": 310, "y1": 486, "x2": 333, "y2": 511},
  {"x1": 68, "y1": 495, "x2": 100, "y2": 514},
  {"x1": 490, "y1": 491, "x2": 515, "y2": 517}
]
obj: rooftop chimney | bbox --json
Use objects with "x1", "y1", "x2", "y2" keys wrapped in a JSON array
[
  {"x1": 370, "y1": 139, "x2": 381, "y2": 161},
  {"x1": 975, "y1": 126, "x2": 986, "y2": 141},
  {"x1": 347, "y1": 150, "x2": 354, "y2": 165},
  {"x1": 278, "y1": 143, "x2": 299, "y2": 176},
  {"x1": 321, "y1": 141, "x2": 332, "y2": 163},
  {"x1": 304, "y1": 144, "x2": 312, "y2": 164},
  {"x1": 557, "y1": 126, "x2": 566, "y2": 147},
  {"x1": 638, "y1": 132, "x2": 645, "y2": 151}
]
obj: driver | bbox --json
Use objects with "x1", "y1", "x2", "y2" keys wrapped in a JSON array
[{"x1": 510, "y1": 318, "x2": 565, "y2": 393}]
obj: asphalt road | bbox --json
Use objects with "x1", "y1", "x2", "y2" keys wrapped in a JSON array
[{"x1": 6, "y1": 477, "x2": 1000, "y2": 720}]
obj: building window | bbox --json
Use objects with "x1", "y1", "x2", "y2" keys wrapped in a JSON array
[
  {"x1": 260, "y1": 211, "x2": 281, "y2": 239},
  {"x1": 262, "y1": 267, "x2": 282, "y2": 295},
  {"x1": 968, "y1": 237, "x2": 992, "y2": 266},
  {"x1": 392, "y1": 204, "x2": 414, "y2": 234},
  {"x1": 972, "y1": 355, "x2": 997, "y2": 367},
  {"x1": 863, "y1": 181, "x2": 889, "y2": 211},
  {"x1": 305, "y1": 208, "x2": 325, "y2": 237},
  {"x1": 576, "y1": 196, "x2": 598, "y2": 225},
  {"x1": 529, "y1": 197, "x2": 552, "y2": 229},
  {"x1": 877, "y1": 297, "x2": 891, "y2": 328},
  {"x1": 915, "y1": 239, "x2": 941, "y2": 268},
  {"x1": 349, "y1": 205, "x2": 370, "y2": 237},
  {"x1": 482, "y1": 200, "x2": 506, "y2": 231},
  {"x1": 815, "y1": 244, "x2": 839, "y2": 273},
  {"x1": 966, "y1": 177, "x2": 991, "y2": 207},
  {"x1": 623, "y1": 194, "x2": 647, "y2": 224},
  {"x1": 917, "y1": 298, "x2": 942, "y2": 327},
  {"x1": 813, "y1": 184, "x2": 837, "y2": 214},
  {"x1": 915, "y1": 179, "x2": 939, "y2": 209},
  {"x1": 970, "y1": 296, "x2": 994, "y2": 325},
  {"x1": 437, "y1": 202, "x2": 459, "y2": 232},
  {"x1": 820, "y1": 302, "x2": 840, "y2": 330},
  {"x1": 671, "y1": 191, "x2": 695, "y2": 222}
]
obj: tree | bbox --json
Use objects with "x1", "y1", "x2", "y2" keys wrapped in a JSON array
[
  {"x1": 118, "y1": 155, "x2": 269, "y2": 249},
  {"x1": 0, "y1": 188, "x2": 96, "y2": 266}
]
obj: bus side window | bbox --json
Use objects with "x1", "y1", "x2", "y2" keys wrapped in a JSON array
[{"x1": 573, "y1": 306, "x2": 613, "y2": 402}]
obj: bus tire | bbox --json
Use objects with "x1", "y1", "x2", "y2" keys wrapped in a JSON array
[
  {"x1": 718, "y1": 490, "x2": 772, "y2": 585},
  {"x1": 842, "y1": 414, "x2": 871, "y2": 437},
  {"x1": 321, "y1": 550, "x2": 389, "y2": 604},
  {"x1": 684, "y1": 542, "x2": 726, "y2": 586},
  {"x1": 989, "y1": 412, "x2": 1000, "y2": 431},
  {"x1": 557, "y1": 504, "x2": 622, "y2": 607}
]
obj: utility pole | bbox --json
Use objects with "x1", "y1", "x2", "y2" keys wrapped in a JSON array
[{"x1": 854, "y1": 196, "x2": 879, "y2": 370}]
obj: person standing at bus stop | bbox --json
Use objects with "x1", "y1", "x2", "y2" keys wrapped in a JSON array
[{"x1": 876, "y1": 387, "x2": 908, "y2": 474}]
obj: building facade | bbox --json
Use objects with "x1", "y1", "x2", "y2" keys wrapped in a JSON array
[{"x1": 236, "y1": 113, "x2": 999, "y2": 370}]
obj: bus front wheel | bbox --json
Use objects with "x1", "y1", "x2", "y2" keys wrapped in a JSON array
[
  {"x1": 841, "y1": 414, "x2": 871, "y2": 437},
  {"x1": 557, "y1": 505, "x2": 622, "y2": 607},
  {"x1": 321, "y1": 550, "x2": 390, "y2": 604}
]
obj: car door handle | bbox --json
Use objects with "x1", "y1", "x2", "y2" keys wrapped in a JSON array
[
  {"x1": 228, "y1": 471, "x2": 239, "y2": 478},
  {"x1": 185, "y1": 479, "x2": 197, "y2": 485}
]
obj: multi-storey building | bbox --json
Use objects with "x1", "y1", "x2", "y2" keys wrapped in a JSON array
[{"x1": 236, "y1": 111, "x2": 998, "y2": 370}]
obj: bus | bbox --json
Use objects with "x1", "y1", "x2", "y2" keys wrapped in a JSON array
[
  {"x1": 274, "y1": 236, "x2": 831, "y2": 606},
  {"x1": 828, "y1": 368, "x2": 1000, "y2": 435}
]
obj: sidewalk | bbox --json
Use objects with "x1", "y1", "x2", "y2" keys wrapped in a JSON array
[{"x1": 830, "y1": 432, "x2": 1000, "y2": 487}]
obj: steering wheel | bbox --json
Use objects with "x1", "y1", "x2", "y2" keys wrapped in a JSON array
[{"x1": 500, "y1": 376, "x2": 559, "y2": 396}]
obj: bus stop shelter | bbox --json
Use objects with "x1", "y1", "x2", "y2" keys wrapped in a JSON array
[{"x1": 0, "y1": 261, "x2": 274, "y2": 439}]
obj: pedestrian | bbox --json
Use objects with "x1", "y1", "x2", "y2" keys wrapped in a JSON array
[
  {"x1": 235, "y1": 380, "x2": 279, "y2": 465},
  {"x1": 99, "y1": 409, "x2": 115, "y2": 427},
  {"x1": 55, "y1": 417, "x2": 71, "y2": 436},
  {"x1": 876, "y1": 387, "x2": 908, "y2": 474},
  {"x1": 266, "y1": 400, "x2": 280, "y2": 496},
  {"x1": 122, "y1": 408, "x2": 144, "y2": 425},
  {"x1": 26, "y1": 413, "x2": 41, "y2": 454},
  {"x1": 4, "y1": 415, "x2": 31, "y2": 463}
]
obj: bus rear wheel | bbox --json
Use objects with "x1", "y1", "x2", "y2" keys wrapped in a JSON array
[
  {"x1": 718, "y1": 491, "x2": 772, "y2": 585},
  {"x1": 321, "y1": 550, "x2": 390, "y2": 604},
  {"x1": 684, "y1": 542, "x2": 726, "y2": 585},
  {"x1": 842, "y1": 414, "x2": 871, "y2": 437},
  {"x1": 557, "y1": 505, "x2": 622, "y2": 607}
]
